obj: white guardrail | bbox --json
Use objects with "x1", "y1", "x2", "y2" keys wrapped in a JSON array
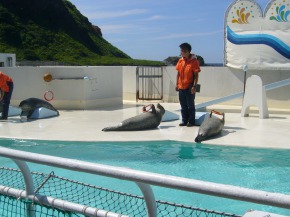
[
  {"x1": 0, "y1": 146, "x2": 290, "y2": 217},
  {"x1": 196, "y1": 77, "x2": 290, "y2": 109}
]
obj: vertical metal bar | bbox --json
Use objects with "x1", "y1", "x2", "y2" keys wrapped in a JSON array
[
  {"x1": 142, "y1": 67, "x2": 145, "y2": 100},
  {"x1": 13, "y1": 159, "x2": 35, "y2": 217},
  {"x1": 146, "y1": 67, "x2": 148, "y2": 100},
  {"x1": 145, "y1": 67, "x2": 147, "y2": 99},
  {"x1": 161, "y1": 67, "x2": 163, "y2": 100},
  {"x1": 147, "y1": 67, "x2": 149, "y2": 99},
  {"x1": 135, "y1": 182, "x2": 157, "y2": 217},
  {"x1": 136, "y1": 66, "x2": 139, "y2": 102},
  {"x1": 152, "y1": 67, "x2": 154, "y2": 99},
  {"x1": 143, "y1": 67, "x2": 145, "y2": 100}
]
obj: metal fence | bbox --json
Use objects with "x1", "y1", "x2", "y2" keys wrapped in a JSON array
[
  {"x1": 136, "y1": 66, "x2": 163, "y2": 101},
  {"x1": 0, "y1": 146, "x2": 290, "y2": 217},
  {"x1": 0, "y1": 167, "x2": 240, "y2": 217}
]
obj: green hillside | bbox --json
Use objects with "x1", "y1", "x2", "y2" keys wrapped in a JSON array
[{"x1": 0, "y1": 0, "x2": 163, "y2": 66}]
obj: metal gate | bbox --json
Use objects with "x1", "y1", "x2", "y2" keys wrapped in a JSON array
[{"x1": 136, "y1": 66, "x2": 163, "y2": 101}]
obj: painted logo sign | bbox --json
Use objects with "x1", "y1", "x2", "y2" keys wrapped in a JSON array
[{"x1": 225, "y1": 0, "x2": 290, "y2": 69}]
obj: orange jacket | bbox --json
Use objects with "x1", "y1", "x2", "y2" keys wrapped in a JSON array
[
  {"x1": 176, "y1": 54, "x2": 200, "y2": 90},
  {"x1": 0, "y1": 71, "x2": 13, "y2": 92}
]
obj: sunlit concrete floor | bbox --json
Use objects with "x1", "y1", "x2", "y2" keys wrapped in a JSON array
[{"x1": 0, "y1": 102, "x2": 290, "y2": 149}]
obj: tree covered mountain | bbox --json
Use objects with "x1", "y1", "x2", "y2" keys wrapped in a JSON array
[{"x1": 0, "y1": 0, "x2": 163, "y2": 65}]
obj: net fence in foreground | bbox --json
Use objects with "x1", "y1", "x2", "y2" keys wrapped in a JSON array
[{"x1": 0, "y1": 167, "x2": 241, "y2": 217}]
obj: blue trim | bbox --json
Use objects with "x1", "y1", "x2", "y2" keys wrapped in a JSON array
[{"x1": 227, "y1": 25, "x2": 290, "y2": 59}]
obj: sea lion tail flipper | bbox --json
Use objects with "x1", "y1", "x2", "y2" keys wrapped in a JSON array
[
  {"x1": 102, "y1": 126, "x2": 118, "y2": 132},
  {"x1": 211, "y1": 110, "x2": 225, "y2": 122},
  {"x1": 151, "y1": 104, "x2": 156, "y2": 114},
  {"x1": 142, "y1": 104, "x2": 156, "y2": 113}
]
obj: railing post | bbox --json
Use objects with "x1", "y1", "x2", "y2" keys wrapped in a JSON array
[
  {"x1": 136, "y1": 66, "x2": 140, "y2": 102},
  {"x1": 136, "y1": 182, "x2": 157, "y2": 217},
  {"x1": 13, "y1": 159, "x2": 35, "y2": 217}
]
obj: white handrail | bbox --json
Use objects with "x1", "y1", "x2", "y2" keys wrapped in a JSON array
[
  {"x1": 196, "y1": 77, "x2": 290, "y2": 109},
  {"x1": 264, "y1": 78, "x2": 290, "y2": 91},
  {"x1": 0, "y1": 146, "x2": 290, "y2": 211}
]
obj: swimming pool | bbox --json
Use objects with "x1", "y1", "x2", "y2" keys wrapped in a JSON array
[{"x1": 0, "y1": 138, "x2": 289, "y2": 216}]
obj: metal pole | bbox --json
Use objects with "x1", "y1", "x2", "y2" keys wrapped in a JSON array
[
  {"x1": 136, "y1": 182, "x2": 157, "y2": 217},
  {"x1": 136, "y1": 67, "x2": 139, "y2": 102},
  {"x1": 242, "y1": 64, "x2": 248, "y2": 97},
  {"x1": 13, "y1": 159, "x2": 35, "y2": 217},
  {"x1": 243, "y1": 70, "x2": 246, "y2": 95}
]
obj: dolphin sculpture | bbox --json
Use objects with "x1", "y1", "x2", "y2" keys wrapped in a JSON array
[
  {"x1": 195, "y1": 110, "x2": 225, "y2": 143},
  {"x1": 19, "y1": 98, "x2": 59, "y2": 118},
  {"x1": 102, "y1": 103, "x2": 165, "y2": 131}
]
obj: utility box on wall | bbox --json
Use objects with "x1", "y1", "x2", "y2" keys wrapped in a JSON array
[{"x1": 0, "y1": 53, "x2": 16, "y2": 67}]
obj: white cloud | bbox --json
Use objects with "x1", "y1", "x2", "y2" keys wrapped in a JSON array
[
  {"x1": 145, "y1": 15, "x2": 166, "y2": 21},
  {"x1": 85, "y1": 9, "x2": 148, "y2": 19},
  {"x1": 155, "y1": 30, "x2": 223, "y2": 40},
  {"x1": 100, "y1": 24, "x2": 132, "y2": 33}
]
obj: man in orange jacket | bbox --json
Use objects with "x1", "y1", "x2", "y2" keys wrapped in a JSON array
[
  {"x1": 176, "y1": 43, "x2": 201, "y2": 127},
  {"x1": 0, "y1": 71, "x2": 14, "y2": 120}
]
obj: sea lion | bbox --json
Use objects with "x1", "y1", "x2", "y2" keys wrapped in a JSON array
[
  {"x1": 102, "y1": 103, "x2": 165, "y2": 131},
  {"x1": 19, "y1": 98, "x2": 59, "y2": 118},
  {"x1": 195, "y1": 110, "x2": 225, "y2": 143}
]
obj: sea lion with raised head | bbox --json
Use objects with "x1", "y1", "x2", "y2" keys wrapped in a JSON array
[
  {"x1": 195, "y1": 110, "x2": 225, "y2": 143},
  {"x1": 19, "y1": 98, "x2": 59, "y2": 118},
  {"x1": 102, "y1": 103, "x2": 165, "y2": 131}
]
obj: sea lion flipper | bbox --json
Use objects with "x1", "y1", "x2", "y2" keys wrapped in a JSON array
[
  {"x1": 150, "y1": 104, "x2": 156, "y2": 114},
  {"x1": 20, "y1": 111, "x2": 29, "y2": 117}
]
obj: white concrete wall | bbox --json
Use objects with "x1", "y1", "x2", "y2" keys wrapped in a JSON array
[
  {"x1": 1, "y1": 66, "x2": 123, "y2": 109},
  {"x1": 0, "y1": 53, "x2": 16, "y2": 67},
  {"x1": 0, "y1": 66, "x2": 289, "y2": 110},
  {"x1": 124, "y1": 66, "x2": 290, "y2": 108},
  {"x1": 122, "y1": 66, "x2": 137, "y2": 101}
]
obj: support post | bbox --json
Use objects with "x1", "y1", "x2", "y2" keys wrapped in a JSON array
[
  {"x1": 136, "y1": 182, "x2": 157, "y2": 217},
  {"x1": 242, "y1": 64, "x2": 248, "y2": 97},
  {"x1": 13, "y1": 159, "x2": 35, "y2": 217}
]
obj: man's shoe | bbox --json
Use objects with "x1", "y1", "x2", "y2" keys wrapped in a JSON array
[
  {"x1": 179, "y1": 122, "x2": 187, "y2": 126},
  {"x1": 187, "y1": 123, "x2": 194, "y2": 127}
]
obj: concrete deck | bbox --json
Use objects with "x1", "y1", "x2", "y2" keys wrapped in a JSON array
[{"x1": 0, "y1": 102, "x2": 290, "y2": 149}]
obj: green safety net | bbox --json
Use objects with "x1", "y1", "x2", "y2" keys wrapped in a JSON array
[{"x1": 0, "y1": 167, "x2": 241, "y2": 217}]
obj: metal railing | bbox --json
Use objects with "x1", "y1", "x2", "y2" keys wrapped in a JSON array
[
  {"x1": 0, "y1": 146, "x2": 290, "y2": 217},
  {"x1": 196, "y1": 77, "x2": 290, "y2": 109}
]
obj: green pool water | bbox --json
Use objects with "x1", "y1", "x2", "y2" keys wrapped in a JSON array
[{"x1": 0, "y1": 138, "x2": 289, "y2": 216}]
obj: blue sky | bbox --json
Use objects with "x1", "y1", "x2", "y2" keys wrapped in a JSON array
[{"x1": 69, "y1": 0, "x2": 269, "y2": 63}]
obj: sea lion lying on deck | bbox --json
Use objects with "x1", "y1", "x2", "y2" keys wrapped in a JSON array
[
  {"x1": 19, "y1": 98, "x2": 59, "y2": 118},
  {"x1": 102, "y1": 103, "x2": 165, "y2": 131},
  {"x1": 195, "y1": 110, "x2": 225, "y2": 143}
]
